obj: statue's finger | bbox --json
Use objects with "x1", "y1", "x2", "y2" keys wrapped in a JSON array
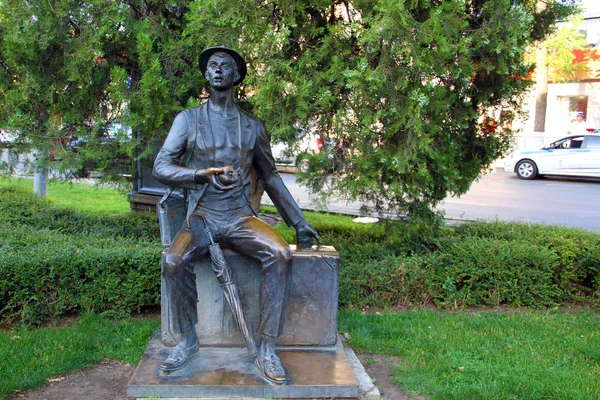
[
  {"x1": 211, "y1": 175, "x2": 232, "y2": 190},
  {"x1": 313, "y1": 230, "x2": 322, "y2": 243}
]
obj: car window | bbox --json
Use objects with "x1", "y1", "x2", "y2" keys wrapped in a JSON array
[
  {"x1": 585, "y1": 136, "x2": 600, "y2": 149},
  {"x1": 570, "y1": 138, "x2": 583, "y2": 149},
  {"x1": 552, "y1": 139, "x2": 569, "y2": 149},
  {"x1": 554, "y1": 136, "x2": 584, "y2": 149}
]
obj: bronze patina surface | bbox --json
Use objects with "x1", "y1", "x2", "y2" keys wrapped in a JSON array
[
  {"x1": 151, "y1": 45, "x2": 320, "y2": 382},
  {"x1": 127, "y1": 332, "x2": 358, "y2": 399},
  {"x1": 161, "y1": 246, "x2": 340, "y2": 348}
]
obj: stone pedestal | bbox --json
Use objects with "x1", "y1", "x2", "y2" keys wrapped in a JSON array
[{"x1": 127, "y1": 332, "x2": 359, "y2": 399}]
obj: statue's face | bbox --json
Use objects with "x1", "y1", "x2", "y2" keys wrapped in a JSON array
[{"x1": 205, "y1": 53, "x2": 235, "y2": 90}]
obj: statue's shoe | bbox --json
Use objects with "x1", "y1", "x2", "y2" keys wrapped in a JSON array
[
  {"x1": 160, "y1": 341, "x2": 200, "y2": 372},
  {"x1": 255, "y1": 352, "x2": 287, "y2": 385}
]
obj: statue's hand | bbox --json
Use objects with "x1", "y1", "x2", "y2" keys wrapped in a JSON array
[
  {"x1": 194, "y1": 167, "x2": 222, "y2": 183},
  {"x1": 211, "y1": 166, "x2": 238, "y2": 191},
  {"x1": 215, "y1": 166, "x2": 238, "y2": 186},
  {"x1": 294, "y1": 220, "x2": 321, "y2": 250},
  {"x1": 195, "y1": 166, "x2": 238, "y2": 191}
]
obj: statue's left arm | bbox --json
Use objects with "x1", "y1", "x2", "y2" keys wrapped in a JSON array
[
  {"x1": 153, "y1": 110, "x2": 237, "y2": 191},
  {"x1": 253, "y1": 121, "x2": 320, "y2": 247}
]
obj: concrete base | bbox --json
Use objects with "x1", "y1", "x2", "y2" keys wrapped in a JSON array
[{"x1": 128, "y1": 332, "x2": 359, "y2": 399}]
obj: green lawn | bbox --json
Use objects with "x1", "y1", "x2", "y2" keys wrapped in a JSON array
[
  {"x1": 0, "y1": 314, "x2": 159, "y2": 399},
  {"x1": 0, "y1": 177, "x2": 131, "y2": 215},
  {"x1": 2, "y1": 311, "x2": 598, "y2": 399},
  {"x1": 340, "y1": 309, "x2": 600, "y2": 400}
]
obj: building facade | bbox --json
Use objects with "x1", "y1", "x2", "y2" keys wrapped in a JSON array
[{"x1": 515, "y1": 13, "x2": 600, "y2": 151}]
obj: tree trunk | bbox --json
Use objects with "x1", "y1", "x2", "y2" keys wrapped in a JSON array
[
  {"x1": 34, "y1": 167, "x2": 48, "y2": 198},
  {"x1": 533, "y1": 0, "x2": 548, "y2": 133},
  {"x1": 534, "y1": 40, "x2": 548, "y2": 133},
  {"x1": 33, "y1": 149, "x2": 48, "y2": 198}
]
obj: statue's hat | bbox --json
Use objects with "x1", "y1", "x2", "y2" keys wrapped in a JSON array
[{"x1": 199, "y1": 45, "x2": 247, "y2": 86}]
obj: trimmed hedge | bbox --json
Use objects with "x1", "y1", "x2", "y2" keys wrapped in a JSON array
[
  {"x1": 1, "y1": 185, "x2": 599, "y2": 326},
  {"x1": 0, "y1": 225, "x2": 162, "y2": 324},
  {"x1": 0, "y1": 186, "x2": 162, "y2": 326},
  {"x1": 0, "y1": 185, "x2": 159, "y2": 240},
  {"x1": 334, "y1": 222, "x2": 600, "y2": 310}
]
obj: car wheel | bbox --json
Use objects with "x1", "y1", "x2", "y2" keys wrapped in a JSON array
[
  {"x1": 299, "y1": 158, "x2": 310, "y2": 173},
  {"x1": 515, "y1": 159, "x2": 538, "y2": 180}
]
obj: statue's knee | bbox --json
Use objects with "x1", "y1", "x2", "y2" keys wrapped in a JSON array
[
  {"x1": 278, "y1": 246, "x2": 293, "y2": 263},
  {"x1": 163, "y1": 254, "x2": 184, "y2": 276}
]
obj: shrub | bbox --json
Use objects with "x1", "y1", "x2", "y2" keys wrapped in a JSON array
[
  {"x1": 0, "y1": 185, "x2": 159, "y2": 240},
  {"x1": 0, "y1": 184, "x2": 163, "y2": 326},
  {"x1": 0, "y1": 222, "x2": 162, "y2": 325},
  {"x1": 1, "y1": 183, "x2": 599, "y2": 326},
  {"x1": 427, "y1": 237, "x2": 561, "y2": 308},
  {"x1": 449, "y1": 221, "x2": 600, "y2": 302},
  {"x1": 331, "y1": 220, "x2": 599, "y2": 310},
  {"x1": 339, "y1": 252, "x2": 430, "y2": 309}
]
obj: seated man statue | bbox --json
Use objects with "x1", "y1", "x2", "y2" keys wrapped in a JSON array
[{"x1": 152, "y1": 45, "x2": 320, "y2": 384}]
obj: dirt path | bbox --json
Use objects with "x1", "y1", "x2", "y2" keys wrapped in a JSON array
[
  {"x1": 8, "y1": 361, "x2": 135, "y2": 400},
  {"x1": 355, "y1": 353, "x2": 428, "y2": 400},
  {"x1": 8, "y1": 355, "x2": 425, "y2": 400}
]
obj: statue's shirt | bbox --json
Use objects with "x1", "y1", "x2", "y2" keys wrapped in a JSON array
[{"x1": 197, "y1": 111, "x2": 247, "y2": 212}]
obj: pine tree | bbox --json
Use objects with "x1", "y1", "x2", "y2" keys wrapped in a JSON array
[{"x1": 0, "y1": 0, "x2": 576, "y2": 217}]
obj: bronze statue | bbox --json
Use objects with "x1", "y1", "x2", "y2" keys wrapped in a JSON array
[{"x1": 152, "y1": 45, "x2": 320, "y2": 385}]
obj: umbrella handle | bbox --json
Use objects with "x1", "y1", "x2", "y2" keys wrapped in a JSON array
[{"x1": 198, "y1": 214, "x2": 216, "y2": 245}]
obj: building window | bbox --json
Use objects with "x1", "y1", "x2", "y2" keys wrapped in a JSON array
[{"x1": 558, "y1": 95, "x2": 588, "y2": 121}]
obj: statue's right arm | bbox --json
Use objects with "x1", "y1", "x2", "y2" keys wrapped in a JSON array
[{"x1": 152, "y1": 112, "x2": 214, "y2": 190}]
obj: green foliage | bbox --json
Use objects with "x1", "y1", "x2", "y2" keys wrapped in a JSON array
[
  {"x1": 450, "y1": 221, "x2": 600, "y2": 301},
  {"x1": 545, "y1": 14, "x2": 588, "y2": 83},
  {"x1": 266, "y1": 205, "x2": 600, "y2": 309},
  {"x1": 0, "y1": 226, "x2": 162, "y2": 324},
  {"x1": 0, "y1": 0, "x2": 577, "y2": 218},
  {"x1": 325, "y1": 219, "x2": 600, "y2": 310},
  {"x1": 340, "y1": 309, "x2": 600, "y2": 399},
  {"x1": 0, "y1": 183, "x2": 162, "y2": 326},
  {"x1": 428, "y1": 237, "x2": 562, "y2": 308},
  {"x1": 0, "y1": 1, "x2": 138, "y2": 178},
  {"x1": 2, "y1": 180, "x2": 598, "y2": 328}
]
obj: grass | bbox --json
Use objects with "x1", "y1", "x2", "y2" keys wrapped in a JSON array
[
  {"x1": 340, "y1": 309, "x2": 600, "y2": 400},
  {"x1": 0, "y1": 314, "x2": 159, "y2": 399},
  {"x1": 0, "y1": 177, "x2": 131, "y2": 215},
  {"x1": 2, "y1": 310, "x2": 598, "y2": 399}
]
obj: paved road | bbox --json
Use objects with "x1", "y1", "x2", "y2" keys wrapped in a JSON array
[
  {"x1": 263, "y1": 170, "x2": 600, "y2": 232},
  {"x1": 439, "y1": 170, "x2": 600, "y2": 232}
]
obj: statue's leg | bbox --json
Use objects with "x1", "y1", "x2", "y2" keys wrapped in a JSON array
[
  {"x1": 222, "y1": 215, "x2": 291, "y2": 384},
  {"x1": 224, "y1": 215, "x2": 292, "y2": 336},
  {"x1": 161, "y1": 215, "x2": 210, "y2": 372}
]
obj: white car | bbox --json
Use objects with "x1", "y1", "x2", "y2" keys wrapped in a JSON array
[
  {"x1": 504, "y1": 134, "x2": 600, "y2": 179},
  {"x1": 271, "y1": 129, "x2": 333, "y2": 172},
  {"x1": 0, "y1": 129, "x2": 17, "y2": 146}
]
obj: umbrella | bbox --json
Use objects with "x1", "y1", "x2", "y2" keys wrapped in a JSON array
[{"x1": 202, "y1": 218, "x2": 257, "y2": 358}]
